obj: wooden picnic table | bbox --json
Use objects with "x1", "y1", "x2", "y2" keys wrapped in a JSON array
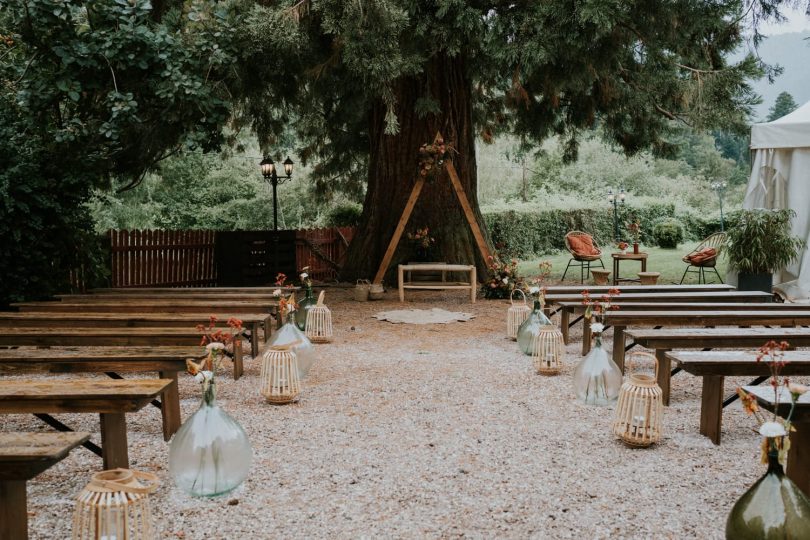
[
  {"x1": 0, "y1": 312, "x2": 272, "y2": 358},
  {"x1": 0, "y1": 346, "x2": 204, "y2": 441},
  {"x1": 743, "y1": 385, "x2": 810, "y2": 495},
  {"x1": 664, "y1": 350, "x2": 810, "y2": 445},
  {"x1": 558, "y1": 301, "x2": 803, "y2": 344},
  {"x1": 599, "y1": 310, "x2": 810, "y2": 370},
  {"x1": 0, "y1": 432, "x2": 91, "y2": 540},
  {"x1": 0, "y1": 379, "x2": 171, "y2": 469},
  {"x1": 0, "y1": 327, "x2": 246, "y2": 379},
  {"x1": 624, "y1": 328, "x2": 810, "y2": 406}
]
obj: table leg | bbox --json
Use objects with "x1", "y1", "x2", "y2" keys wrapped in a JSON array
[
  {"x1": 233, "y1": 337, "x2": 243, "y2": 380},
  {"x1": 0, "y1": 480, "x2": 27, "y2": 540},
  {"x1": 613, "y1": 258, "x2": 619, "y2": 285},
  {"x1": 787, "y1": 420, "x2": 810, "y2": 496},
  {"x1": 561, "y1": 307, "x2": 571, "y2": 345},
  {"x1": 699, "y1": 375, "x2": 724, "y2": 445},
  {"x1": 470, "y1": 267, "x2": 476, "y2": 303},
  {"x1": 656, "y1": 349, "x2": 672, "y2": 406},
  {"x1": 99, "y1": 412, "x2": 129, "y2": 469},
  {"x1": 581, "y1": 319, "x2": 592, "y2": 356},
  {"x1": 398, "y1": 266, "x2": 405, "y2": 302},
  {"x1": 613, "y1": 326, "x2": 626, "y2": 372},
  {"x1": 159, "y1": 370, "x2": 181, "y2": 441},
  {"x1": 641, "y1": 257, "x2": 647, "y2": 273}
]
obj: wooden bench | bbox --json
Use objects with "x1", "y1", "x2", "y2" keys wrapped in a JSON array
[
  {"x1": 0, "y1": 312, "x2": 272, "y2": 358},
  {"x1": 89, "y1": 286, "x2": 300, "y2": 294},
  {"x1": 398, "y1": 264, "x2": 477, "y2": 303},
  {"x1": 664, "y1": 350, "x2": 810, "y2": 445},
  {"x1": 0, "y1": 379, "x2": 171, "y2": 469},
  {"x1": 543, "y1": 284, "x2": 735, "y2": 294},
  {"x1": 744, "y1": 385, "x2": 810, "y2": 496},
  {"x1": 0, "y1": 327, "x2": 246, "y2": 379},
  {"x1": 624, "y1": 328, "x2": 810, "y2": 405},
  {"x1": 57, "y1": 292, "x2": 292, "y2": 302},
  {"x1": 0, "y1": 432, "x2": 91, "y2": 540},
  {"x1": 0, "y1": 346, "x2": 204, "y2": 441}
]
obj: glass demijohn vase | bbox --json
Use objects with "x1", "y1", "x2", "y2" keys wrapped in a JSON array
[
  {"x1": 268, "y1": 310, "x2": 317, "y2": 378},
  {"x1": 726, "y1": 448, "x2": 810, "y2": 538},
  {"x1": 295, "y1": 285, "x2": 317, "y2": 331},
  {"x1": 572, "y1": 331, "x2": 623, "y2": 406},
  {"x1": 169, "y1": 381, "x2": 252, "y2": 497},
  {"x1": 517, "y1": 299, "x2": 553, "y2": 356}
]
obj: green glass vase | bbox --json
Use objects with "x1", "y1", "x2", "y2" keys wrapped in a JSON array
[
  {"x1": 516, "y1": 299, "x2": 553, "y2": 355},
  {"x1": 726, "y1": 448, "x2": 810, "y2": 539},
  {"x1": 295, "y1": 285, "x2": 317, "y2": 331}
]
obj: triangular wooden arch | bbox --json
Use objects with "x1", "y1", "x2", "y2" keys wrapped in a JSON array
[{"x1": 372, "y1": 133, "x2": 492, "y2": 284}]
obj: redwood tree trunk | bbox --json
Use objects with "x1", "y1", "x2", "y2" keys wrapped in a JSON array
[{"x1": 342, "y1": 54, "x2": 491, "y2": 283}]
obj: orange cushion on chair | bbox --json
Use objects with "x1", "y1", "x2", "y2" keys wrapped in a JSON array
[
  {"x1": 687, "y1": 247, "x2": 717, "y2": 265},
  {"x1": 569, "y1": 235, "x2": 600, "y2": 256}
]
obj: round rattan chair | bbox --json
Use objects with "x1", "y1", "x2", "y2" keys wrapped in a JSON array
[
  {"x1": 679, "y1": 232, "x2": 727, "y2": 284},
  {"x1": 561, "y1": 231, "x2": 605, "y2": 283}
]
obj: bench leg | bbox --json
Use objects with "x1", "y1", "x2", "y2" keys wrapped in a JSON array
[
  {"x1": 159, "y1": 370, "x2": 182, "y2": 442},
  {"x1": 787, "y1": 420, "x2": 810, "y2": 496},
  {"x1": 263, "y1": 315, "x2": 273, "y2": 342},
  {"x1": 100, "y1": 412, "x2": 129, "y2": 469},
  {"x1": 250, "y1": 322, "x2": 260, "y2": 358},
  {"x1": 699, "y1": 375, "x2": 725, "y2": 445},
  {"x1": 0, "y1": 480, "x2": 27, "y2": 540},
  {"x1": 561, "y1": 308, "x2": 570, "y2": 345},
  {"x1": 613, "y1": 326, "x2": 626, "y2": 372},
  {"x1": 656, "y1": 350, "x2": 672, "y2": 406},
  {"x1": 233, "y1": 337, "x2": 244, "y2": 380},
  {"x1": 581, "y1": 320, "x2": 592, "y2": 356}
]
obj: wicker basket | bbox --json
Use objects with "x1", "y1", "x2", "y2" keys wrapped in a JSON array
[
  {"x1": 612, "y1": 351, "x2": 663, "y2": 447},
  {"x1": 260, "y1": 343, "x2": 301, "y2": 404},
  {"x1": 507, "y1": 289, "x2": 531, "y2": 340},
  {"x1": 72, "y1": 468, "x2": 158, "y2": 540},
  {"x1": 530, "y1": 325, "x2": 565, "y2": 375},
  {"x1": 354, "y1": 279, "x2": 371, "y2": 301},
  {"x1": 305, "y1": 291, "x2": 333, "y2": 343},
  {"x1": 369, "y1": 282, "x2": 385, "y2": 300}
]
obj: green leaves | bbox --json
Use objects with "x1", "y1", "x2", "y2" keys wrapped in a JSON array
[{"x1": 727, "y1": 209, "x2": 806, "y2": 274}]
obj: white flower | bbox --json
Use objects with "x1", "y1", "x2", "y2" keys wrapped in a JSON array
[
  {"x1": 273, "y1": 289, "x2": 282, "y2": 297},
  {"x1": 590, "y1": 322, "x2": 605, "y2": 334},
  {"x1": 300, "y1": 272, "x2": 309, "y2": 280},
  {"x1": 788, "y1": 382, "x2": 808, "y2": 397},
  {"x1": 529, "y1": 286, "x2": 540, "y2": 295},
  {"x1": 206, "y1": 342, "x2": 226, "y2": 351},
  {"x1": 502, "y1": 277, "x2": 509, "y2": 284},
  {"x1": 759, "y1": 421, "x2": 787, "y2": 438}
]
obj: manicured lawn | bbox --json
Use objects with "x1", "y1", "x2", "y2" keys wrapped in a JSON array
[{"x1": 518, "y1": 244, "x2": 728, "y2": 285}]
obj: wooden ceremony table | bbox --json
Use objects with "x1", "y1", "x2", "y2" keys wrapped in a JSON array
[
  {"x1": 0, "y1": 379, "x2": 171, "y2": 469},
  {"x1": 610, "y1": 252, "x2": 648, "y2": 284},
  {"x1": 0, "y1": 432, "x2": 91, "y2": 540},
  {"x1": 624, "y1": 328, "x2": 810, "y2": 406},
  {"x1": 743, "y1": 385, "x2": 810, "y2": 495},
  {"x1": 0, "y1": 326, "x2": 246, "y2": 379},
  {"x1": 0, "y1": 346, "x2": 204, "y2": 441},
  {"x1": 398, "y1": 264, "x2": 477, "y2": 303},
  {"x1": 664, "y1": 350, "x2": 810, "y2": 445}
]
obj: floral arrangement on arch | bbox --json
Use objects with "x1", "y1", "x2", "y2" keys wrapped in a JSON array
[
  {"x1": 581, "y1": 288, "x2": 620, "y2": 335},
  {"x1": 407, "y1": 227, "x2": 436, "y2": 250},
  {"x1": 187, "y1": 316, "x2": 243, "y2": 398},
  {"x1": 483, "y1": 252, "x2": 524, "y2": 299},
  {"x1": 738, "y1": 340, "x2": 808, "y2": 466},
  {"x1": 417, "y1": 134, "x2": 454, "y2": 181}
]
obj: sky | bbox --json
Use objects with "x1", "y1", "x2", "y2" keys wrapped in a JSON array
[{"x1": 760, "y1": 6, "x2": 810, "y2": 35}]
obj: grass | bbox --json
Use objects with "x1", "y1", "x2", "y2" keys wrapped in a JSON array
[{"x1": 517, "y1": 244, "x2": 729, "y2": 285}]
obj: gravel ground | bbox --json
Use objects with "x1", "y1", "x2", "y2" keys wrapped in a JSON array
[{"x1": 3, "y1": 288, "x2": 806, "y2": 539}]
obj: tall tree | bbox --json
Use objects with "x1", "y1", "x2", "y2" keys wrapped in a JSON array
[
  {"x1": 767, "y1": 91, "x2": 799, "y2": 121},
  {"x1": 241, "y1": 1, "x2": 775, "y2": 280}
]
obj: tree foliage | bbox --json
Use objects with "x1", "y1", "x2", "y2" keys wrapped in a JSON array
[{"x1": 767, "y1": 91, "x2": 799, "y2": 122}]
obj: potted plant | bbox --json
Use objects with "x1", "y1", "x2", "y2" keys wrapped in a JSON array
[{"x1": 726, "y1": 209, "x2": 805, "y2": 292}]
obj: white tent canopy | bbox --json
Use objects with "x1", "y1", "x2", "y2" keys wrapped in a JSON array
[{"x1": 745, "y1": 100, "x2": 810, "y2": 300}]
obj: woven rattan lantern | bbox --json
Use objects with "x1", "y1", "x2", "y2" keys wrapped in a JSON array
[
  {"x1": 72, "y1": 468, "x2": 158, "y2": 540},
  {"x1": 530, "y1": 325, "x2": 565, "y2": 375},
  {"x1": 507, "y1": 289, "x2": 531, "y2": 340},
  {"x1": 260, "y1": 342, "x2": 301, "y2": 404},
  {"x1": 612, "y1": 351, "x2": 663, "y2": 447},
  {"x1": 305, "y1": 290, "x2": 333, "y2": 343}
]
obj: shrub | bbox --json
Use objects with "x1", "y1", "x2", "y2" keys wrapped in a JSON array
[
  {"x1": 652, "y1": 218, "x2": 685, "y2": 249},
  {"x1": 326, "y1": 202, "x2": 363, "y2": 227},
  {"x1": 726, "y1": 209, "x2": 805, "y2": 274}
]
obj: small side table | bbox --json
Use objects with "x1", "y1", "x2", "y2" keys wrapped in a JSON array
[{"x1": 611, "y1": 252, "x2": 648, "y2": 284}]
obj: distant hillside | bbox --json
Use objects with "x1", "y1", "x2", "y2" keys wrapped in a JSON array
[{"x1": 737, "y1": 31, "x2": 810, "y2": 120}]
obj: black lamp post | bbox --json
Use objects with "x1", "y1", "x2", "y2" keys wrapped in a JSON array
[
  {"x1": 261, "y1": 156, "x2": 294, "y2": 275},
  {"x1": 607, "y1": 187, "x2": 626, "y2": 242},
  {"x1": 711, "y1": 181, "x2": 727, "y2": 231}
]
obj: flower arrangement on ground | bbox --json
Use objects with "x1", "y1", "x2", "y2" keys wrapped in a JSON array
[{"x1": 483, "y1": 252, "x2": 524, "y2": 299}]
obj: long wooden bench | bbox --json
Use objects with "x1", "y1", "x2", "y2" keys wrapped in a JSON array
[
  {"x1": 0, "y1": 312, "x2": 272, "y2": 358},
  {"x1": 398, "y1": 264, "x2": 477, "y2": 303},
  {"x1": 559, "y1": 301, "x2": 802, "y2": 344},
  {"x1": 744, "y1": 385, "x2": 810, "y2": 496},
  {"x1": 14, "y1": 299, "x2": 279, "y2": 318},
  {"x1": 0, "y1": 432, "x2": 91, "y2": 540},
  {"x1": 89, "y1": 286, "x2": 300, "y2": 294},
  {"x1": 543, "y1": 284, "x2": 735, "y2": 294},
  {"x1": 664, "y1": 350, "x2": 810, "y2": 445},
  {"x1": 0, "y1": 327, "x2": 245, "y2": 379},
  {"x1": 57, "y1": 292, "x2": 291, "y2": 302},
  {"x1": 624, "y1": 328, "x2": 810, "y2": 405},
  {"x1": 0, "y1": 379, "x2": 171, "y2": 469},
  {"x1": 0, "y1": 346, "x2": 204, "y2": 440}
]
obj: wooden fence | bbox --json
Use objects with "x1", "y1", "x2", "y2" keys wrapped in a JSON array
[{"x1": 107, "y1": 227, "x2": 355, "y2": 287}]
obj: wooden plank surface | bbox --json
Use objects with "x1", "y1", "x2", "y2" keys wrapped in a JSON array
[
  {"x1": 604, "y1": 310, "x2": 810, "y2": 326},
  {"x1": 544, "y1": 284, "x2": 735, "y2": 294},
  {"x1": 0, "y1": 432, "x2": 91, "y2": 462},
  {"x1": 0, "y1": 312, "x2": 272, "y2": 327},
  {"x1": 373, "y1": 176, "x2": 425, "y2": 285},
  {"x1": 89, "y1": 287, "x2": 300, "y2": 294},
  {"x1": 545, "y1": 291, "x2": 772, "y2": 304},
  {"x1": 560, "y1": 302, "x2": 804, "y2": 311},
  {"x1": 0, "y1": 379, "x2": 172, "y2": 401},
  {"x1": 0, "y1": 346, "x2": 202, "y2": 363},
  {"x1": 626, "y1": 327, "x2": 810, "y2": 346},
  {"x1": 55, "y1": 292, "x2": 286, "y2": 302},
  {"x1": 665, "y1": 350, "x2": 810, "y2": 375},
  {"x1": 445, "y1": 160, "x2": 492, "y2": 265},
  {"x1": 14, "y1": 301, "x2": 277, "y2": 313},
  {"x1": 399, "y1": 264, "x2": 474, "y2": 272}
]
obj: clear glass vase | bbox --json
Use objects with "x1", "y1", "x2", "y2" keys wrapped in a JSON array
[
  {"x1": 517, "y1": 299, "x2": 553, "y2": 355},
  {"x1": 268, "y1": 311, "x2": 317, "y2": 378},
  {"x1": 169, "y1": 381, "x2": 252, "y2": 497},
  {"x1": 572, "y1": 334, "x2": 623, "y2": 406},
  {"x1": 295, "y1": 286, "x2": 317, "y2": 331},
  {"x1": 726, "y1": 447, "x2": 810, "y2": 538}
]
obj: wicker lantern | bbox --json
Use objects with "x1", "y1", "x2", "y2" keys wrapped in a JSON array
[
  {"x1": 260, "y1": 342, "x2": 301, "y2": 404},
  {"x1": 612, "y1": 351, "x2": 663, "y2": 447},
  {"x1": 530, "y1": 325, "x2": 565, "y2": 375},
  {"x1": 507, "y1": 289, "x2": 531, "y2": 340},
  {"x1": 305, "y1": 290, "x2": 333, "y2": 343},
  {"x1": 72, "y1": 468, "x2": 158, "y2": 540}
]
